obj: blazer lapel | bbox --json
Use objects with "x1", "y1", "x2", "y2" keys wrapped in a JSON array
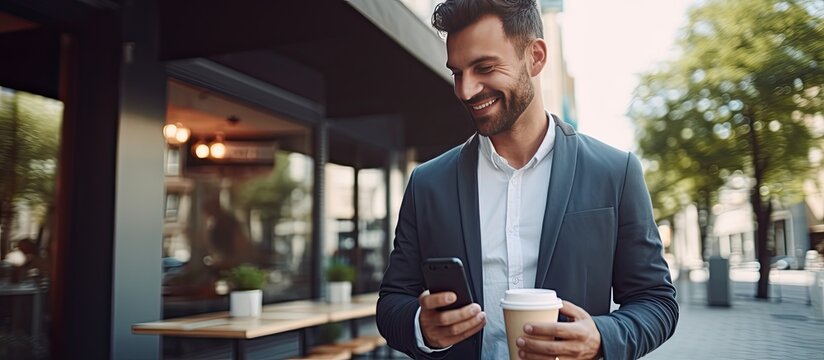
[
  {"x1": 535, "y1": 115, "x2": 578, "y2": 287},
  {"x1": 456, "y1": 134, "x2": 484, "y2": 308}
]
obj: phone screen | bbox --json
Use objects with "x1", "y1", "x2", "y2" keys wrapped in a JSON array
[{"x1": 422, "y1": 257, "x2": 474, "y2": 311}]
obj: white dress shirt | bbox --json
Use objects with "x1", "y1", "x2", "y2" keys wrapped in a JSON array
[{"x1": 415, "y1": 117, "x2": 556, "y2": 359}]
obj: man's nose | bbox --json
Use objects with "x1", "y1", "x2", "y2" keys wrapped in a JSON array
[{"x1": 456, "y1": 74, "x2": 482, "y2": 102}]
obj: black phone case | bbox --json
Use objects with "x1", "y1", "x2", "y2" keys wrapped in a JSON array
[{"x1": 421, "y1": 257, "x2": 474, "y2": 311}]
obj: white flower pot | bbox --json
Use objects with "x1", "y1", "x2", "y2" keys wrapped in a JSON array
[
  {"x1": 230, "y1": 289, "x2": 262, "y2": 317},
  {"x1": 327, "y1": 281, "x2": 352, "y2": 304}
]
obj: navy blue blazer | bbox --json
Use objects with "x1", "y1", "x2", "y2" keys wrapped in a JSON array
[{"x1": 377, "y1": 116, "x2": 678, "y2": 359}]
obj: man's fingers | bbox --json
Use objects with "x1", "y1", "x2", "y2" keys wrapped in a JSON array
[
  {"x1": 518, "y1": 350, "x2": 565, "y2": 360},
  {"x1": 422, "y1": 308, "x2": 486, "y2": 348},
  {"x1": 518, "y1": 302, "x2": 601, "y2": 360},
  {"x1": 419, "y1": 291, "x2": 456, "y2": 310},
  {"x1": 558, "y1": 300, "x2": 590, "y2": 321},
  {"x1": 443, "y1": 309, "x2": 485, "y2": 335},
  {"x1": 442, "y1": 314, "x2": 486, "y2": 342},
  {"x1": 518, "y1": 336, "x2": 574, "y2": 356},
  {"x1": 524, "y1": 322, "x2": 581, "y2": 340},
  {"x1": 421, "y1": 303, "x2": 482, "y2": 329},
  {"x1": 435, "y1": 303, "x2": 482, "y2": 326}
]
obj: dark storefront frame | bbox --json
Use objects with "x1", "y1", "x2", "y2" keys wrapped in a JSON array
[{"x1": 0, "y1": 0, "x2": 472, "y2": 358}]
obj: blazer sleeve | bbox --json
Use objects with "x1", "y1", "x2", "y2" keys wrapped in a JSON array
[
  {"x1": 592, "y1": 153, "x2": 679, "y2": 360},
  {"x1": 377, "y1": 170, "x2": 451, "y2": 359}
]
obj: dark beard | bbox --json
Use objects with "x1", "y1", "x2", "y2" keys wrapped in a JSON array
[{"x1": 474, "y1": 66, "x2": 534, "y2": 137}]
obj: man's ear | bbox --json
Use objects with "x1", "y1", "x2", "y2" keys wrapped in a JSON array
[{"x1": 528, "y1": 38, "x2": 548, "y2": 77}]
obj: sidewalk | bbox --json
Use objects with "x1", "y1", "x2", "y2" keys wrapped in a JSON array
[{"x1": 642, "y1": 272, "x2": 824, "y2": 359}]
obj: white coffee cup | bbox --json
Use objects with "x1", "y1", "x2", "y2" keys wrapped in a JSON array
[{"x1": 501, "y1": 289, "x2": 563, "y2": 360}]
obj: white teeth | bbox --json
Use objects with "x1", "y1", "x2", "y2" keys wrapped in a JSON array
[{"x1": 472, "y1": 98, "x2": 497, "y2": 110}]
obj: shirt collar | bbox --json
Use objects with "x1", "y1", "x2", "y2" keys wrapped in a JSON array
[{"x1": 478, "y1": 112, "x2": 556, "y2": 172}]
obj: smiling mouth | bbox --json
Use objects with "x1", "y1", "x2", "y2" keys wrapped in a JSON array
[{"x1": 470, "y1": 97, "x2": 499, "y2": 111}]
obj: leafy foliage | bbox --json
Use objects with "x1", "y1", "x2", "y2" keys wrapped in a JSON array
[
  {"x1": 634, "y1": 0, "x2": 824, "y2": 214},
  {"x1": 631, "y1": 0, "x2": 824, "y2": 297},
  {"x1": 238, "y1": 151, "x2": 302, "y2": 221},
  {"x1": 227, "y1": 264, "x2": 267, "y2": 291},
  {"x1": 0, "y1": 89, "x2": 62, "y2": 255},
  {"x1": 325, "y1": 259, "x2": 355, "y2": 283},
  {"x1": 0, "y1": 90, "x2": 62, "y2": 209}
]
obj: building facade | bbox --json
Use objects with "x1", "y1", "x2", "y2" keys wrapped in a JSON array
[{"x1": 0, "y1": 0, "x2": 473, "y2": 358}]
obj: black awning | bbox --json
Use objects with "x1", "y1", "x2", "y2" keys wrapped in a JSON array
[{"x1": 158, "y1": 0, "x2": 473, "y2": 159}]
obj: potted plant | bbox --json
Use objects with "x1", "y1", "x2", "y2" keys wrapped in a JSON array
[
  {"x1": 326, "y1": 260, "x2": 355, "y2": 304},
  {"x1": 227, "y1": 264, "x2": 267, "y2": 317}
]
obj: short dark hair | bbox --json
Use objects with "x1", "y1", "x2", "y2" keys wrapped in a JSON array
[{"x1": 432, "y1": 0, "x2": 544, "y2": 56}]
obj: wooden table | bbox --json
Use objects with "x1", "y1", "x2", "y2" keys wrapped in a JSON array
[
  {"x1": 264, "y1": 293, "x2": 377, "y2": 343},
  {"x1": 132, "y1": 293, "x2": 378, "y2": 360},
  {"x1": 264, "y1": 293, "x2": 377, "y2": 322}
]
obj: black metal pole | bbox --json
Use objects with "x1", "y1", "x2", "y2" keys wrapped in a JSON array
[
  {"x1": 311, "y1": 119, "x2": 328, "y2": 299},
  {"x1": 233, "y1": 339, "x2": 247, "y2": 360},
  {"x1": 353, "y1": 159, "x2": 361, "y2": 294}
]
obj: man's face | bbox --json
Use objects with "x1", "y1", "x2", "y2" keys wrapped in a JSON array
[{"x1": 446, "y1": 15, "x2": 535, "y2": 137}]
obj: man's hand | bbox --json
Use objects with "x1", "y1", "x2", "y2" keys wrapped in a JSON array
[
  {"x1": 516, "y1": 300, "x2": 602, "y2": 360},
  {"x1": 419, "y1": 291, "x2": 486, "y2": 349}
]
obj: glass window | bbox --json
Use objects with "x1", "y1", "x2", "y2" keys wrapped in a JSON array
[
  {"x1": 165, "y1": 147, "x2": 181, "y2": 176},
  {"x1": 161, "y1": 81, "x2": 314, "y2": 319},
  {"x1": 0, "y1": 87, "x2": 62, "y2": 360},
  {"x1": 357, "y1": 169, "x2": 387, "y2": 293},
  {"x1": 323, "y1": 163, "x2": 389, "y2": 293},
  {"x1": 325, "y1": 163, "x2": 354, "y2": 261},
  {"x1": 164, "y1": 193, "x2": 180, "y2": 221}
]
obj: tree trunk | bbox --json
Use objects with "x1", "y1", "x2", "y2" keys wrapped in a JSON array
[
  {"x1": 696, "y1": 192, "x2": 711, "y2": 258},
  {"x1": 746, "y1": 111, "x2": 770, "y2": 299},
  {"x1": 752, "y1": 191, "x2": 772, "y2": 299}
]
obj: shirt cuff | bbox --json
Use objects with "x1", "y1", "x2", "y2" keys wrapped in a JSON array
[{"x1": 414, "y1": 306, "x2": 452, "y2": 353}]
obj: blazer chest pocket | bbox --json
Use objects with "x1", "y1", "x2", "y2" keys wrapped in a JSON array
[{"x1": 558, "y1": 207, "x2": 616, "y2": 258}]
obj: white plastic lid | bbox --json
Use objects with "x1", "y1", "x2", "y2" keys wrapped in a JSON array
[{"x1": 500, "y1": 289, "x2": 563, "y2": 310}]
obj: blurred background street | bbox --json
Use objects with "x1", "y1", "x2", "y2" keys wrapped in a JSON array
[{"x1": 644, "y1": 267, "x2": 824, "y2": 359}]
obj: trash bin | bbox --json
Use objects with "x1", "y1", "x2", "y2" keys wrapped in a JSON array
[{"x1": 707, "y1": 256, "x2": 730, "y2": 307}]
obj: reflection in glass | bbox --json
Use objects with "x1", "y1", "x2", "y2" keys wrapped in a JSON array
[
  {"x1": 324, "y1": 165, "x2": 387, "y2": 293},
  {"x1": 357, "y1": 169, "x2": 387, "y2": 292},
  {"x1": 0, "y1": 87, "x2": 62, "y2": 360},
  {"x1": 162, "y1": 150, "x2": 314, "y2": 314},
  {"x1": 161, "y1": 81, "x2": 314, "y2": 321}
]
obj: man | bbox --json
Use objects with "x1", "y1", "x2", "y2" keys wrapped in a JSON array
[{"x1": 376, "y1": 1, "x2": 678, "y2": 359}]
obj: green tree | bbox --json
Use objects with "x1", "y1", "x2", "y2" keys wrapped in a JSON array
[
  {"x1": 631, "y1": 0, "x2": 824, "y2": 299},
  {"x1": 238, "y1": 152, "x2": 303, "y2": 255},
  {"x1": 0, "y1": 89, "x2": 62, "y2": 258}
]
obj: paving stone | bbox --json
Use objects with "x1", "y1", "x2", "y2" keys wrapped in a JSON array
[{"x1": 643, "y1": 277, "x2": 824, "y2": 360}]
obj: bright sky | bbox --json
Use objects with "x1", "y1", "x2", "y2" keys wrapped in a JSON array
[{"x1": 560, "y1": 0, "x2": 697, "y2": 152}]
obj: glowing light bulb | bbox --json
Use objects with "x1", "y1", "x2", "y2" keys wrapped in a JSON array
[
  {"x1": 194, "y1": 143, "x2": 210, "y2": 158},
  {"x1": 163, "y1": 124, "x2": 178, "y2": 140},
  {"x1": 210, "y1": 142, "x2": 226, "y2": 159},
  {"x1": 175, "y1": 127, "x2": 191, "y2": 143}
]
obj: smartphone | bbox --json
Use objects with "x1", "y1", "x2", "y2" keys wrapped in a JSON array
[{"x1": 422, "y1": 257, "x2": 474, "y2": 311}]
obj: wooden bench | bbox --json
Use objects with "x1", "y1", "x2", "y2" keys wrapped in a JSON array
[
  {"x1": 358, "y1": 335, "x2": 386, "y2": 348},
  {"x1": 287, "y1": 351, "x2": 351, "y2": 360},
  {"x1": 359, "y1": 335, "x2": 388, "y2": 358},
  {"x1": 290, "y1": 342, "x2": 354, "y2": 360},
  {"x1": 307, "y1": 335, "x2": 387, "y2": 359}
]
